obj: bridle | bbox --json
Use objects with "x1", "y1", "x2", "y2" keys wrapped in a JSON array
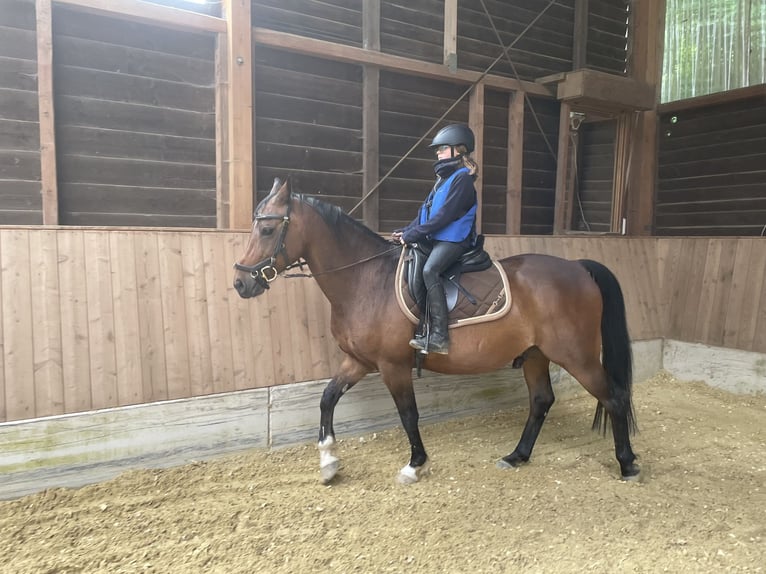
[
  {"x1": 232, "y1": 199, "x2": 292, "y2": 290},
  {"x1": 233, "y1": 195, "x2": 401, "y2": 289}
]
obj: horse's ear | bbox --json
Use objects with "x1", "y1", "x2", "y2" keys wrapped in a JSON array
[
  {"x1": 269, "y1": 177, "x2": 282, "y2": 195},
  {"x1": 275, "y1": 178, "x2": 290, "y2": 205}
]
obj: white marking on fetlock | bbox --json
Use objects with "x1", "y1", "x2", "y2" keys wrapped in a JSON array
[
  {"x1": 397, "y1": 460, "x2": 431, "y2": 485},
  {"x1": 318, "y1": 437, "x2": 339, "y2": 484}
]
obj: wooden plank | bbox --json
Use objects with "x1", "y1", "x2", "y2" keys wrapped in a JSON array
[
  {"x1": 361, "y1": 0, "x2": 380, "y2": 230},
  {"x1": 734, "y1": 239, "x2": 766, "y2": 352},
  {"x1": 625, "y1": 0, "x2": 663, "y2": 236},
  {"x1": 56, "y1": 0, "x2": 226, "y2": 33},
  {"x1": 201, "y1": 233, "x2": 235, "y2": 393},
  {"x1": 156, "y1": 233, "x2": 191, "y2": 400},
  {"x1": 56, "y1": 230, "x2": 92, "y2": 413},
  {"x1": 0, "y1": 234, "x2": 4, "y2": 421},
  {"x1": 573, "y1": 0, "x2": 588, "y2": 69},
  {"x1": 658, "y1": 84, "x2": 766, "y2": 114},
  {"x1": 215, "y1": 32, "x2": 229, "y2": 229},
  {"x1": 29, "y1": 230, "x2": 64, "y2": 417},
  {"x1": 36, "y1": 0, "x2": 58, "y2": 225},
  {"x1": 225, "y1": 0, "x2": 254, "y2": 230},
  {"x1": 108, "y1": 231, "x2": 144, "y2": 406},
  {"x1": 443, "y1": 0, "x2": 457, "y2": 71},
  {"x1": 180, "y1": 234, "x2": 213, "y2": 396},
  {"x1": 506, "y1": 91, "x2": 524, "y2": 234},
  {"x1": 553, "y1": 101, "x2": 571, "y2": 233},
  {"x1": 83, "y1": 231, "x2": 118, "y2": 409},
  {"x1": 223, "y1": 234, "x2": 257, "y2": 391},
  {"x1": 469, "y1": 82, "x2": 484, "y2": 234},
  {"x1": 1, "y1": 230, "x2": 35, "y2": 421},
  {"x1": 133, "y1": 232, "x2": 168, "y2": 402},
  {"x1": 253, "y1": 28, "x2": 555, "y2": 98}
]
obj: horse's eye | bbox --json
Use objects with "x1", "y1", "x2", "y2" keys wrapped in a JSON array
[{"x1": 260, "y1": 226, "x2": 275, "y2": 236}]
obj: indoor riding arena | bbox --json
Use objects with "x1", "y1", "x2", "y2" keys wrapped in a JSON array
[{"x1": 1, "y1": 0, "x2": 764, "y2": 572}]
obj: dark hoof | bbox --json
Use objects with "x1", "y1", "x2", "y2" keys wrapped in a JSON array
[
  {"x1": 621, "y1": 465, "x2": 642, "y2": 482},
  {"x1": 496, "y1": 454, "x2": 528, "y2": 469}
]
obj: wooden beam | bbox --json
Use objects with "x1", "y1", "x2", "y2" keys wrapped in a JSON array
[
  {"x1": 468, "y1": 82, "x2": 484, "y2": 234},
  {"x1": 658, "y1": 84, "x2": 766, "y2": 113},
  {"x1": 253, "y1": 28, "x2": 555, "y2": 98},
  {"x1": 553, "y1": 102, "x2": 572, "y2": 234},
  {"x1": 506, "y1": 91, "x2": 524, "y2": 235},
  {"x1": 215, "y1": 33, "x2": 229, "y2": 229},
  {"x1": 55, "y1": 0, "x2": 226, "y2": 33},
  {"x1": 362, "y1": 0, "x2": 380, "y2": 231},
  {"x1": 443, "y1": 0, "x2": 457, "y2": 72},
  {"x1": 625, "y1": 0, "x2": 665, "y2": 236},
  {"x1": 224, "y1": 0, "x2": 253, "y2": 230},
  {"x1": 573, "y1": 0, "x2": 588, "y2": 69},
  {"x1": 36, "y1": 0, "x2": 58, "y2": 225}
]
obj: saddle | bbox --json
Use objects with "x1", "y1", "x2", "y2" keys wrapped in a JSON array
[{"x1": 395, "y1": 236, "x2": 512, "y2": 328}]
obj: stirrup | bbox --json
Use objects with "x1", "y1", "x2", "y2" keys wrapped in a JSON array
[{"x1": 409, "y1": 336, "x2": 427, "y2": 351}]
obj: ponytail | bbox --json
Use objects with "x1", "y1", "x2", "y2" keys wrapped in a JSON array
[{"x1": 455, "y1": 144, "x2": 478, "y2": 176}]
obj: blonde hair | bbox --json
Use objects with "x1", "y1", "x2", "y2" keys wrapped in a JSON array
[{"x1": 454, "y1": 144, "x2": 478, "y2": 176}]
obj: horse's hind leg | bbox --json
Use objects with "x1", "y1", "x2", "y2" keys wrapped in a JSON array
[
  {"x1": 498, "y1": 347, "x2": 554, "y2": 469},
  {"x1": 566, "y1": 359, "x2": 639, "y2": 480},
  {"x1": 317, "y1": 356, "x2": 370, "y2": 484}
]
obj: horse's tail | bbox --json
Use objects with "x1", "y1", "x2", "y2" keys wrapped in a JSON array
[{"x1": 577, "y1": 259, "x2": 637, "y2": 436}]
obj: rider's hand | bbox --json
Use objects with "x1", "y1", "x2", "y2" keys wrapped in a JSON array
[{"x1": 391, "y1": 231, "x2": 405, "y2": 245}]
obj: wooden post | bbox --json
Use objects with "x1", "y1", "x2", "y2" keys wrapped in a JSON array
[
  {"x1": 506, "y1": 91, "x2": 524, "y2": 234},
  {"x1": 573, "y1": 0, "x2": 588, "y2": 69},
  {"x1": 626, "y1": 0, "x2": 665, "y2": 236},
  {"x1": 468, "y1": 82, "x2": 484, "y2": 234},
  {"x1": 36, "y1": 0, "x2": 58, "y2": 225},
  {"x1": 223, "y1": 0, "x2": 253, "y2": 230},
  {"x1": 443, "y1": 0, "x2": 457, "y2": 72},
  {"x1": 215, "y1": 34, "x2": 230, "y2": 229},
  {"x1": 362, "y1": 0, "x2": 380, "y2": 230},
  {"x1": 553, "y1": 102, "x2": 572, "y2": 233}
]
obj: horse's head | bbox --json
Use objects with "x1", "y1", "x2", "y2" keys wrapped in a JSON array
[{"x1": 233, "y1": 177, "x2": 300, "y2": 298}]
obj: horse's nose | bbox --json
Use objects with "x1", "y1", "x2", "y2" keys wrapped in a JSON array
[{"x1": 233, "y1": 277, "x2": 246, "y2": 296}]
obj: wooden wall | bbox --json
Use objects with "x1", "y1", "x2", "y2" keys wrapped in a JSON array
[
  {"x1": 521, "y1": 96, "x2": 559, "y2": 234},
  {"x1": 586, "y1": 0, "x2": 629, "y2": 75},
  {"x1": 0, "y1": 0, "x2": 42, "y2": 224},
  {"x1": 655, "y1": 88, "x2": 766, "y2": 236},
  {"x1": 573, "y1": 119, "x2": 617, "y2": 232},
  {"x1": 52, "y1": 6, "x2": 217, "y2": 227},
  {"x1": 1, "y1": 228, "x2": 764, "y2": 424}
]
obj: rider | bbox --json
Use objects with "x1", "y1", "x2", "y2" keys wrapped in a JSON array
[{"x1": 392, "y1": 124, "x2": 479, "y2": 355}]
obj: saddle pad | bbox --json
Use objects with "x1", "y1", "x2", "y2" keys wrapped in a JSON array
[{"x1": 394, "y1": 249, "x2": 512, "y2": 328}]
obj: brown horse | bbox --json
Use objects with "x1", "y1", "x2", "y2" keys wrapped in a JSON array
[{"x1": 233, "y1": 179, "x2": 639, "y2": 484}]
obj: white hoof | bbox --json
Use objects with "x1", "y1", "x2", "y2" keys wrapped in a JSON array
[
  {"x1": 397, "y1": 460, "x2": 431, "y2": 485},
  {"x1": 320, "y1": 458, "x2": 340, "y2": 484},
  {"x1": 318, "y1": 436, "x2": 339, "y2": 484}
]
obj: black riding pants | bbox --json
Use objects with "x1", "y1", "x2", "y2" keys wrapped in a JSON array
[{"x1": 422, "y1": 240, "x2": 470, "y2": 291}]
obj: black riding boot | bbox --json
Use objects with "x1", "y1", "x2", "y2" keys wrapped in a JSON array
[{"x1": 409, "y1": 284, "x2": 450, "y2": 354}]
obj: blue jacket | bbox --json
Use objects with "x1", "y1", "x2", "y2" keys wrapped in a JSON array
[{"x1": 400, "y1": 162, "x2": 477, "y2": 244}]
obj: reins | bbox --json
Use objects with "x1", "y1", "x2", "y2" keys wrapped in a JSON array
[{"x1": 282, "y1": 244, "x2": 401, "y2": 279}]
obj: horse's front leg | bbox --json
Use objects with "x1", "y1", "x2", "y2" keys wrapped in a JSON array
[
  {"x1": 381, "y1": 363, "x2": 430, "y2": 485},
  {"x1": 318, "y1": 356, "x2": 369, "y2": 484}
]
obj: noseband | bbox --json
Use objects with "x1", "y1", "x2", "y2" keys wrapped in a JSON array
[{"x1": 233, "y1": 200, "x2": 292, "y2": 290}]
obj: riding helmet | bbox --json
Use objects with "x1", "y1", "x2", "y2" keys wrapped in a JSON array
[{"x1": 429, "y1": 124, "x2": 475, "y2": 153}]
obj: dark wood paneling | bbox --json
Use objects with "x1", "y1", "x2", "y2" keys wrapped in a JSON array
[
  {"x1": 521, "y1": 96, "x2": 559, "y2": 234},
  {"x1": 574, "y1": 120, "x2": 615, "y2": 232},
  {"x1": 656, "y1": 95, "x2": 766, "y2": 236},
  {"x1": 254, "y1": 49, "x2": 362, "y2": 208},
  {"x1": 586, "y1": 1, "x2": 629, "y2": 75},
  {"x1": 0, "y1": 0, "x2": 40, "y2": 224},
  {"x1": 252, "y1": 0, "x2": 362, "y2": 46},
  {"x1": 53, "y1": 7, "x2": 217, "y2": 227}
]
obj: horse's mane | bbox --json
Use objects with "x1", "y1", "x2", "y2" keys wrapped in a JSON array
[{"x1": 298, "y1": 194, "x2": 390, "y2": 247}]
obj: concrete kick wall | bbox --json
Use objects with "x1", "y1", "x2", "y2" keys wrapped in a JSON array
[{"x1": 0, "y1": 339, "x2": 676, "y2": 500}]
